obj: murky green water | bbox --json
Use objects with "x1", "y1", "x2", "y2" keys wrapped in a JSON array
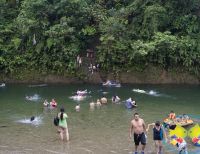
[{"x1": 0, "y1": 84, "x2": 200, "y2": 154}]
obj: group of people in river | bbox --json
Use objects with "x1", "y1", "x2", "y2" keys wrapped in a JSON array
[
  {"x1": 43, "y1": 99, "x2": 57, "y2": 108},
  {"x1": 38, "y1": 89, "x2": 190, "y2": 154},
  {"x1": 73, "y1": 95, "x2": 137, "y2": 112},
  {"x1": 130, "y1": 112, "x2": 188, "y2": 154},
  {"x1": 53, "y1": 107, "x2": 188, "y2": 154}
]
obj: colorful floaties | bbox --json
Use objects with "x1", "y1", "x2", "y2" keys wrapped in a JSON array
[
  {"x1": 189, "y1": 124, "x2": 200, "y2": 146},
  {"x1": 192, "y1": 137, "x2": 200, "y2": 146}
]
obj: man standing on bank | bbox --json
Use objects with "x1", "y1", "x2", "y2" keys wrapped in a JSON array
[{"x1": 129, "y1": 113, "x2": 147, "y2": 154}]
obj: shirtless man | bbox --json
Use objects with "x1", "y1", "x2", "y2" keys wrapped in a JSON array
[{"x1": 129, "y1": 113, "x2": 146, "y2": 154}]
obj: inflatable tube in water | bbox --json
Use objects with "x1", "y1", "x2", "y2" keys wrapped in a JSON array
[{"x1": 192, "y1": 137, "x2": 200, "y2": 146}]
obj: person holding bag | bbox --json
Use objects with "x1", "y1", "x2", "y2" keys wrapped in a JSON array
[{"x1": 57, "y1": 107, "x2": 69, "y2": 141}]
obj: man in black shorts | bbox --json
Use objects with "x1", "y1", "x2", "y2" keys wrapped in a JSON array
[{"x1": 130, "y1": 113, "x2": 146, "y2": 154}]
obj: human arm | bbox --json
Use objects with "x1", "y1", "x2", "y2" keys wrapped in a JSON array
[
  {"x1": 64, "y1": 113, "x2": 68, "y2": 119},
  {"x1": 142, "y1": 120, "x2": 147, "y2": 134},
  {"x1": 146, "y1": 123, "x2": 155, "y2": 132},
  {"x1": 162, "y1": 125, "x2": 168, "y2": 142},
  {"x1": 131, "y1": 101, "x2": 137, "y2": 107},
  {"x1": 129, "y1": 121, "x2": 133, "y2": 139}
]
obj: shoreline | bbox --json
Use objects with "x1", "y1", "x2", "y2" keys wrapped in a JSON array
[{"x1": 0, "y1": 69, "x2": 199, "y2": 85}]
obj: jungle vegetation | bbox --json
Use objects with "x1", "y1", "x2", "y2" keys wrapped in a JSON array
[{"x1": 0, "y1": 0, "x2": 200, "y2": 78}]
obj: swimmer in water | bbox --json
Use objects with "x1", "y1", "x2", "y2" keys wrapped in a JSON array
[
  {"x1": 75, "y1": 104, "x2": 80, "y2": 112},
  {"x1": 30, "y1": 116, "x2": 35, "y2": 122},
  {"x1": 90, "y1": 101, "x2": 95, "y2": 109}
]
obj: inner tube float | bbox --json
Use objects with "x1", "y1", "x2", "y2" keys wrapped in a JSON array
[
  {"x1": 192, "y1": 137, "x2": 200, "y2": 146},
  {"x1": 163, "y1": 117, "x2": 193, "y2": 127}
]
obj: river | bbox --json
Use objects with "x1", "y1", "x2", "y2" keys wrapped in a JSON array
[{"x1": 0, "y1": 84, "x2": 200, "y2": 154}]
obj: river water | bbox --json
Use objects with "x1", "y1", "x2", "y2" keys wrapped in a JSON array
[{"x1": 0, "y1": 84, "x2": 200, "y2": 154}]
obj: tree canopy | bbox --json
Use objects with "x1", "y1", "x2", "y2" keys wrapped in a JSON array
[{"x1": 0, "y1": 0, "x2": 200, "y2": 77}]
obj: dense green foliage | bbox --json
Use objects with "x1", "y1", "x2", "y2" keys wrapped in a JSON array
[{"x1": 0, "y1": 0, "x2": 200, "y2": 77}]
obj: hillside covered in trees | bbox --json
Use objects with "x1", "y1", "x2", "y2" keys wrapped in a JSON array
[{"x1": 1, "y1": 0, "x2": 200, "y2": 81}]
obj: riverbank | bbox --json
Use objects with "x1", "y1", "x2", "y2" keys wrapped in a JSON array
[{"x1": 0, "y1": 67, "x2": 199, "y2": 84}]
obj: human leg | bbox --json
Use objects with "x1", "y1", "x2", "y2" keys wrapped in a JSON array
[
  {"x1": 134, "y1": 133, "x2": 140, "y2": 153},
  {"x1": 158, "y1": 140, "x2": 163, "y2": 154},
  {"x1": 154, "y1": 141, "x2": 159, "y2": 154},
  {"x1": 65, "y1": 127, "x2": 69, "y2": 141},
  {"x1": 58, "y1": 127, "x2": 64, "y2": 140},
  {"x1": 141, "y1": 133, "x2": 146, "y2": 153}
]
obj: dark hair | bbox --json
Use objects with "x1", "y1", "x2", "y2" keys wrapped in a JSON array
[
  {"x1": 155, "y1": 121, "x2": 161, "y2": 127},
  {"x1": 134, "y1": 113, "x2": 139, "y2": 116},
  {"x1": 170, "y1": 111, "x2": 174, "y2": 113},
  {"x1": 113, "y1": 96, "x2": 116, "y2": 101},
  {"x1": 30, "y1": 116, "x2": 35, "y2": 121},
  {"x1": 60, "y1": 107, "x2": 64, "y2": 112},
  {"x1": 60, "y1": 107, "x2": 65, "y2": 120}
]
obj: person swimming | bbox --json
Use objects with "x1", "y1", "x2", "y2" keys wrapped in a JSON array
[
  {"x1": 101, "y1": 97, "x2": 107, "y2": 104},
  {"x1": 30, "y1": 116, "x2": 35, "y2": 122},
  {"x1": 112, "y1": 95, "x2": 120, "y2": 103},
  {"x1": 96, "y1": 99, "x2": 101, "y2": 107},
  {"x1": 43, "y1": 99, "x2": 49, "y2": 107},
  {"x1": 50, "y1": 99, "x2": 57, "y2": 107},
  {"x1": 90, "y1": 101, "x2": 95, "y2": 109},
  {"x1": 75, "y1": 104, "x2": 80, "y2": 112}
]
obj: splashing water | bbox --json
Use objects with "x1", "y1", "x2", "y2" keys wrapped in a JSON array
[
  {"x1": 133, "y1": 89, "x2": 162, "y2": 97},
  {"x1": 16, "y1": 116, "x2": 43, "y2": 126},
  {"x1": 25, "y1": 94, "x2": 41, "y2": 101}
]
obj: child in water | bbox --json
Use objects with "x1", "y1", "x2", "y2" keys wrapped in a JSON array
[{"x1": 171, "y1": 137, "x2": 188, "y2": 154}]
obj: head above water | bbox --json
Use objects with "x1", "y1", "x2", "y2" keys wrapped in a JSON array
[
  {"x1": 30, "y1": 116, "x2": 35, "y2": 121},
  {"x1": 60, "y1": 107, "x2": 65, "y2": 113}
]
